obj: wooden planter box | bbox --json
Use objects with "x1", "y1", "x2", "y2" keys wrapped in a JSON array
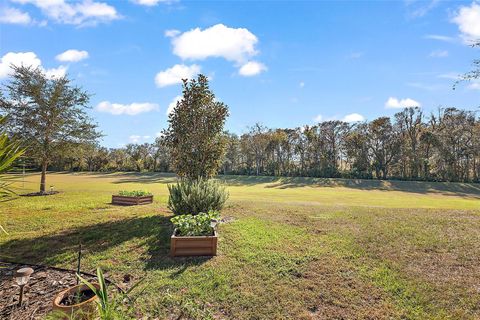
[
  {"x1": 170, "y1": 230, "x2": 218, "y2": 257},
  {"x1": 111, "y1": 195, "x2": 153, "y2": 206}
]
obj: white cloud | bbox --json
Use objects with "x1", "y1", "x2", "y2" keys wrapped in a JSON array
[
  {"x1": 11, "y1": 0, "x2": 120, "y2": 26},
  {"x1": 0, "y1": 51, "x2": 66, "y2": 79},
  {"x1": 407, "y1": 0, "x2": 440, "y2": 18},
  {"x1": 96, "y1": 101, "x2": 159, "y2": 115},
  {"x1": 385, "y1": 97, "x2": 421, "y2": 109},
  {"x1": 44, "y1": 65, "x2": 67, "y2": 78},
  {"x1": 452, "y1": 2, "x2": 480, "y2": 41},
  {"x1": 132, "y1": 0, "x2": 173, "y2": 6},
  {"x1": 347, "y1": 52, "x2": 364, "y2": 59},
  {"x1": 342, "y1": 113, "x2": 365, "y2": 123},
  {"x1": 299, "y1": 81, "x2": 305, "y2": 88},
  {"x1": 238, "y1": 61, "x2": 266, "y2": 76},
  {"x1": 129, "y1": 135, "x2": 152, "y2": 143},
  {"x1": 429, "y1": 50, "x2": 448, "y2": 58},
  {"x1": 155, "y1": 64, "x2": 200, "y2": 87},
  {"x1": 314, "y1": 113, "x2": 365, "y2": 123},
  {"x1": 438, "y1": 72, "x2": 461, "y2": 80},
  {"x1": 168, "y1": 24, "x2": 267, "y2": 75},
  {"x1": 56, "y1": 49, "x2": 89, "y2": 62},
  {"x1": 129, "y1": 135, "x2": 141, "y2": 143},
  {"x1": 424, "y1": 34, "x2": 456, "y2": 42},
  {"x1": 437, "y1": 72, "x2": 480, "y2": 90},
  {"x1": 166, "y1": 95, "x2": 183, "y2": 115},
  {"x1": 0, "y1": 52, "x2": 41, "y2": 78},
  {"x1": 0, "y1": 7, "x2": 32, "y2": 24},
  {"x1": 165, "y1": 29, "x2": 180, "y2": 37},
  {"x1": 467, "y1": 80, "x2": 480, "y2": 90},
  {"x1": 171, "y1": 24, "x2": 259, "y2": 63},
  {"x1": 132, "y1": 0, "x2": 159, "y2": 5}
]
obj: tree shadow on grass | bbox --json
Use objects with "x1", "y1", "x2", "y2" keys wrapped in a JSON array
[
  {"x1": 88, "y1": 172, "x2": 178, "y2": 185},
  {"x1": 0, "y1": 214, "x2": 209, "y2": 275},
  {"x1": 48, "y1": 171, "x2": 178, "y2": 185},
  {"x1": 221, "y1": 175, "x2": 480, "y2": 198}
]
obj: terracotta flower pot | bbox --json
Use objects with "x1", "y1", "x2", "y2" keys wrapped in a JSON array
[{"x1": 52, "y1": 283, "x2": 99, "y2": 319}]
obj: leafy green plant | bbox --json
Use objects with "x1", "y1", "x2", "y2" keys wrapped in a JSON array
[
  {"x1": 171, "y1": 211, "x2": 219, "y2": 236},
  {"x1": 0, "y1": 115, "x2": 25, "y2": 234},
  {"x1": 118, "y1": 190, "x2": 152, "y2": 197},
  {"x1": 168, "y1": 178, "x2": 228, "y2": 215},
  {"x1": 77, "y1": 268, "x2": 144, "y2": 320}
]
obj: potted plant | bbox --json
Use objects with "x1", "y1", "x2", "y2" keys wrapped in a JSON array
[
  {"x1": 111, "y1": 190, "x2": 153, "y2": 206},
  {"x1": 170, "y1": 211, "x2": 219, "y2": 257},
  {"x1": 52, "y1": 282, "x2": 100, "y2": 319},
  {"x1": 54, "y1": 268, "x2": 144, "y2": 320}
]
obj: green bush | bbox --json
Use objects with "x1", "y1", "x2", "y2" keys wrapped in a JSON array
[
  {"x1": 167, "y1": 178, "x2": 228, "y2": 215},
  {"x1": 171, "y1": 211, "x2": 219, "y2": 236},
  {"x1": 118, "y1": 190, "x2": 151, "y2": 197}
]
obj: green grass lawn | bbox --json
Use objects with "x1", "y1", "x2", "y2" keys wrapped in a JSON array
[{"x1": 1, "y1": 172, "x2": 480, "y2": 319}]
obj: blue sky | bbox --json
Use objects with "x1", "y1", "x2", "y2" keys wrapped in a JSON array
[{"x1": 1, "y1": 0, "x2": 479, "y2": 147}]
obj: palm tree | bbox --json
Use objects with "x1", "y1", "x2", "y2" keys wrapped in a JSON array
[{"x1": 0, "y1": 116, "x2": 25, "y2": 233}]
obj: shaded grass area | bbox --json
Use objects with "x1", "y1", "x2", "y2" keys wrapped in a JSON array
[{"x1": 1, "y1": 172, "x2": 479, "y2": 319}]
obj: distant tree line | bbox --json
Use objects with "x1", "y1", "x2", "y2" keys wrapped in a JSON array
[{"x1": 30, "y1": 106, "x2": 479, "y2": 183}]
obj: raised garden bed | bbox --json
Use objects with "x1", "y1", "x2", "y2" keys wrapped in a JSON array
[
  {"x1": 111, "y1": 195, "x2": 153, "y2": 206},
  {"x1": 170, "y1": 229, "x2": 218, "y2": 257}
]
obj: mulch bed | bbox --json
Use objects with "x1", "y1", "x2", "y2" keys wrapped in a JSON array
[
  {"x1": 0, "y1": 262, "x2": 97, "y2": 320},
  {"x1": 20, "y1": 191, "x2": 60, "y2": 197}
]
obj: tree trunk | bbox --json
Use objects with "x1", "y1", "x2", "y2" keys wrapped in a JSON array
[
  {"x1": 40, "y1": 160, "x2": 47, "y2": 193},
  {"x1": 382, "y1": 168, "x2": 388, "y2": 180}
]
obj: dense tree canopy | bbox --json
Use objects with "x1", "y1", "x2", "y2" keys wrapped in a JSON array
[
  {"x1": 39, "y1": 106, "x2": 480, "y2": 183},
  {"x1": 0, "y1": 65, "x2": 101, "y2": 193},
  {"x1": 162, "y1": 74, "x2": 229, "y2": 180}
]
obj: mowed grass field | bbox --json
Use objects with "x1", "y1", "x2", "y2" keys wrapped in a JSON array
[{"x1": 1, "y1": 172, "x2": 480, "y2": 319}]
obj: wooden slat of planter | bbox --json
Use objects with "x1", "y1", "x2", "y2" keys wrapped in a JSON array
[
  {"x1": 112, "y1": 195, "x2": 153, "y2": 206},
  {"x1": 170, "y1": 231, "x2": 217, "y2": 257},
  {"x1": 175, "y1": 239, "x2": 214, "y2": 248},
  {"x1": 174, "y1": 247, "x2": 215, "y2": 256}
]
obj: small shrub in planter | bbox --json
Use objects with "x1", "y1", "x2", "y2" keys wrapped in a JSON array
[
  {"x1": 171, "y1": 211, "x2": 219, "y2": 236},
  {"x1": 112, "y1": 190, "x2": 153, "y2": 206},
  {"x1": 170, "y1": 211, "x2": 219, "y2": 256},
  {"x1": 118, "y1": 190, "x2": 152, "y2": 197},
  {"x1": 168, "y1": 179, "x2": 228, "y2": 215}
]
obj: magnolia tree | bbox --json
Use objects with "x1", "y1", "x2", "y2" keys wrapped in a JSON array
[
  {"x1": 163, "y1": 74, "x2": 229, "y2": 180},
  {"x1": 0, "y1": 65, "x2": 101, "y2": 193},
  {"x1": 163, "y1": 74, "x2": 229, "y2": 215}
]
